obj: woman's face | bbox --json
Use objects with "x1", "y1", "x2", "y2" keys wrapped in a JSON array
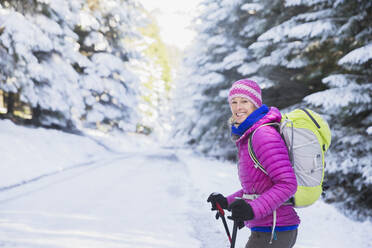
[{"x1": 230, "y1": 97, "x2": 256, "y2": 124}]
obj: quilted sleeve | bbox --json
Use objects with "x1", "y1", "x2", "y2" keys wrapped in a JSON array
[
  {"x1": 226, "y1": 189, "x2": 243, "y2": 205},
  {"x1": 248, "y1": 126, "x2": 297, "y2": 220}
]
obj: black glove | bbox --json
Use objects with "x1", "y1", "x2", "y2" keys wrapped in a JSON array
[
  {"x1": 228, "y1": 199, "x2": 254, "y2": 221},
  {"x1": 207, "y1": 192, "x2": 228, "y2": 210}
]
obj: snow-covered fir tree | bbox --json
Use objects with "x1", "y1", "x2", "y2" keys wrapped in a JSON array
[
  {"x1": 174, "y1": 0, "x2": 372, "y2": 217},
  {"x1": 0, "y1": 0, "x2": 149, "y2": 132}
]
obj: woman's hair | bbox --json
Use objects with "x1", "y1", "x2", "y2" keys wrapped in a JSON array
[{"x1": 228, "y1": 115, "x2": 235, "y2": 126}]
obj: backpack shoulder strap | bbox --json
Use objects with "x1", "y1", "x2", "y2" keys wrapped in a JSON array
[{"x1": 248, "y1": 123, "x2": 279, "y2": 175}]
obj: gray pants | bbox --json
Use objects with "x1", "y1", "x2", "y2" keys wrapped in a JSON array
[{"x1": 245, "y1": 229, "x2": 298, "y2": 248}]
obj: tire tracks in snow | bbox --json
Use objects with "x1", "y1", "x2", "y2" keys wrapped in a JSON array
[
  {"x1": 0, "y1": 153, "x2": 136, "y2": 203},
  {"x1": 0, "y1": 149, "x2": 184, "y2": 204},
  {"x1": 0, "y1": 159, "x2": 100, "y2": 192}
]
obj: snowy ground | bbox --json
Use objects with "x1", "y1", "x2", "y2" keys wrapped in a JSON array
[{"x1": 0, "y1": 120, "x2": 371, "y2": 248}]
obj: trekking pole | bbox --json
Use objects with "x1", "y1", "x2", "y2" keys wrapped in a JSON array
[
  {"x1": 230, "y1": 220, "x2": 241, "y2": 248},
  {"x1": 215, "y1": 202, "x2": 232, "y2": 244}
]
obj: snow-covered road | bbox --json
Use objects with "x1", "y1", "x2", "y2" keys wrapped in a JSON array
[
  {"x1": 0, "y1": 151, "x2": 199, "y2": 247},
  {"x1": 0, "y1": 120, "x2": 371, "y2": 248}
]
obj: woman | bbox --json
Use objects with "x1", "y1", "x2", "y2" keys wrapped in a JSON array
[{"x1": 207, "y1": 79, "x2": 300, "y2": 248}]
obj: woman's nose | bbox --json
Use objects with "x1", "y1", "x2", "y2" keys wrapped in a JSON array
[{"x1": 236, "y1": 102, "x2": 242, "y2": 109}]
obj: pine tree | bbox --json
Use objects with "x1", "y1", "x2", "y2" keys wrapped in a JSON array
[
  {"x1": 74, "y1": 0, "x2": 145, "y2": 132},
  {"x1": 297, "y1": 0, "x2": 372, "y2": 218},
  {"x1": 174, "y1": 0, "x2": 284, "y2": 159}
]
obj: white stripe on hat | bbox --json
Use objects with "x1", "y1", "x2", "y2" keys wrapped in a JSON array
[
  {"x1": 229, "y1": 94, "x2": 259, "y2": 108},
  {"x1": 230, "y1": 84, "x2": 261, "y2": 100}
]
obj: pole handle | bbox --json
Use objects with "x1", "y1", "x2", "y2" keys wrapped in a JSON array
[
  {"x1": 215, "y1": 202, "x2": 232, "y2": 244},
  {"x1": 216, "y1": 202, "x2": 225, "y2": 216}
]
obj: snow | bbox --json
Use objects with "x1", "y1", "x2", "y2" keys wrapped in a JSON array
[
  {"x1": 338, "y1": 43, "x2": 372, "y2": 66},
  {"x1": 294, "y1": 10, "x2": 333, "y2": 22},
  {"x1": 0, "y1": 10, "x2": 53, "y2": 57},
  {"x1": 0, "y1": 120, "x2": 105, "y2": 189},
  {"x1": 251, "y1": 40, "x2": 308, "y2": 69},
  {"x1": 288, "y1": 21, "x2": 335, "y2": 39},
  {"x1": 33, "y1": 54, "x2": 83, "y2": 113},
  {"x1": 237, "y1": 61, "x2": 260, "y2": 76},
  {"x1": 222, "y1": 47, "x2": 247, "y2": 70},
  {"x1": 1, "y1": 120, "x2": 372, "y2": 247},
  {"x1": 304, "y1": 83, "x2": 372, "y2": 113},
  {"x1": 206, "y1": 7, "x2": 228, "y2": 22},
  {"x1": 90, "y1": 54, "x2": 124, "y2": 77},
  {"x1": 284, "y1": 0, "x2": 328, "y2": 7},
  {"x1": 286, "y1": 57, "x2": 309, "y2": 68},
  {"x1": 240, "y1": 3, "x2": 263, "y2": 12},
  {"x1": 192, "y1": 72, "x2": 225, "y2": 86},
  {"x1": 322, "y1": 74, "x2": 359, "y2": 87},
  {"x1": 79, "y1": 11, "x2": 100, "y2": 31},
  {"x1": 239, "y1": 19, "x2": 266, "y2": 38},
  {"x1": 207, "y1": 35, "x2": 227, "y2": 46},
  {"x1": 368, "y1": 127, "x2": 372, "y2": 135},
  {"x1": 258, "y1": 18, "x2": 336, "y2": 43},
  {"x1": 84, "y1": 31, "x2": 109, "y2": 51},
  {"x1": 47, "y1": 0, "x2": 82, "y2": 27},
  {"x1": 249, "y1": 76, "x2": 275, "y2": 89}
]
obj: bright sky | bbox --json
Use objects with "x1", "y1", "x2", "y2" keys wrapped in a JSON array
[{"x1": 138, "y1": 0, "x2": 201, "y2": 50}]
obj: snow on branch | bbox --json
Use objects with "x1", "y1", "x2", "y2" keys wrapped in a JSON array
[
  {"x1": 220, "y1": 0, "x2": 242, "y2": 8},
  {"x1": 322, "y1": 74, "x2": 362, "y2": 87},
  {"x1": 258, "y1": 19, "x2": 295, "y2": 42},
  {"x1": 338, "y1": 43, "x2": 372, "y2": 66},
  {"x1": 258, "y1": 41, "x2": 307, "y2": 68},
  {"x1": 285, "y1": 0, "x2": 328, "y2": 7},
  {"x1": 249, "y1": 76, "x2": 275, "y2": 89},
  {"x1": 207, "y1": 35, "x2": 227, "y2": 46},
  {"x1": 222, "y1": 47, "x2": 247, "y2": 70},
  {"x1": 0, "y1": 10, "x2": 53, "y2": 56},
  {"x1": 46, "y1": 0, "x2": 82, "y2": 27},
  {"x1": 367, "y1": 126, "x2": 372, "y2": 135},
  {"x1": 205, "y1": 6, "x2": 228, "y2": 22},
  {"x1": 237, "y1": 61, "x2": 260, "y2": 75},
  {"x1": 294, "y1": 9, "x2": 333, "y2": 22},
  {"x1": 258, "y1": 18, "x2": 336, "y2": 42},
  {"x1": 192, "y1": 72, "x2": 225, "y2": 87},
  {"x1": 241, "y1": 3, "x2": 263, "y2": 13},
  {"x1": 286, "y1": 57, "x2": 310, "y2": 68},
  {"x1": 287, "y1": 20, "x2": 336, "y2": 39},
  {"x1": 304, "y1": 83, "x2": 372, "y2": 114}
]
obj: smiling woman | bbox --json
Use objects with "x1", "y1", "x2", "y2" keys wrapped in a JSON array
[
  {"x1": 228, "y1": 80, "x2": 263, "y2": 125},
  {"x1": 138, "y1": 0, "x2": 201, "y2": 50}
]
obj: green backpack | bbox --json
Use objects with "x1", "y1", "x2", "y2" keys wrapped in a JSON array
[{"x1": 248, "y1": 108, "x2": 332, "y2": 207}]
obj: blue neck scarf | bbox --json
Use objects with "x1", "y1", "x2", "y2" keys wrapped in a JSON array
[{"x1": 231, "y1": 105, "x2": 269, "y2": 136}]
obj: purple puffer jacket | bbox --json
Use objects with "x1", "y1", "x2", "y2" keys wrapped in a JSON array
[{"x1": 227, "y1": 107, "x2": 300, "y2": 228}]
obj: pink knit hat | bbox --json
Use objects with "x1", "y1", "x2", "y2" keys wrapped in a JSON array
[{"x1": 228, "y1": 79, "x2": 262, "y2": 108}]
